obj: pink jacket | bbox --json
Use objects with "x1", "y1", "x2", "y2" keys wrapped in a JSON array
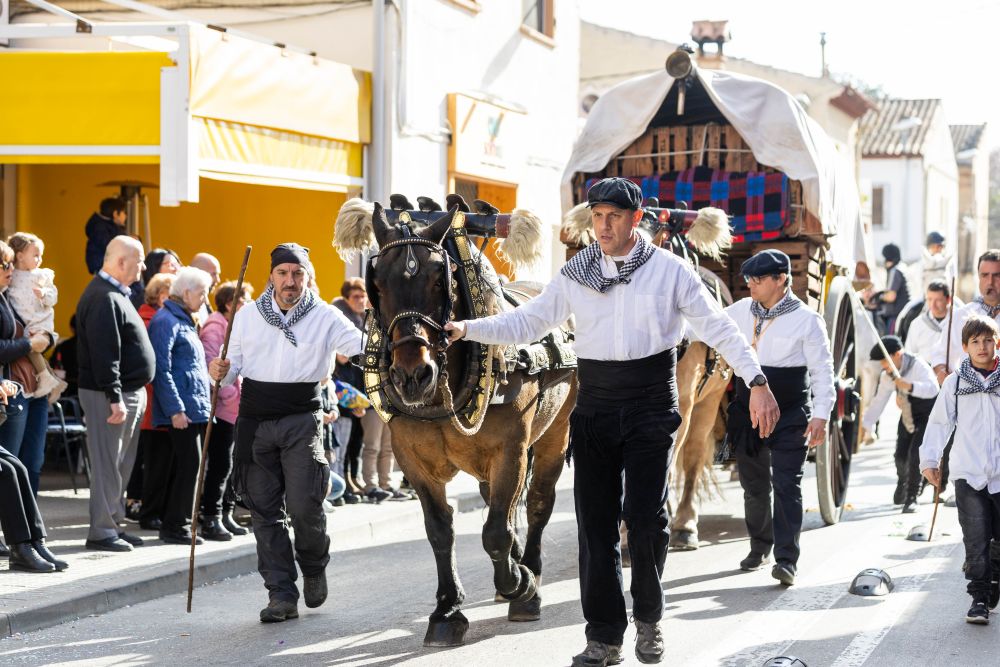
[{"x1": 199, "y1": 311, "x2": 240, "y2": 424}]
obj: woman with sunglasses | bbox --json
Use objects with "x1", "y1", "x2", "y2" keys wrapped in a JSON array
[{"x1": 0, "y1": 240, "x2": 54, "y2": 497}]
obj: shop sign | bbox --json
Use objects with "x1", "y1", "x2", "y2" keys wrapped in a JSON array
[{"x1": 449, "y1": 93, "x2": 525, "y2": 184}]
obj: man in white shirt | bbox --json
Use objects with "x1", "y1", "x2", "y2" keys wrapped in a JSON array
[
  {"x1": 724, "y1": 249, "x2": 835, "y2": 586},
  {"x1": 931, "y1": 250, "x2": 1000, "y2": 382},
  {"x1": 209, "y1": 243, "x2": 363, "y2": 624},
  {"x1": 862, "y1": 336, "x2": 939, "y2": 513},
  {"x1": 446, "y1": 178, "x2": 779, "y2": 667},
  {"x1": 902, "y1": 280, "x2": 952, "y2": 365}
]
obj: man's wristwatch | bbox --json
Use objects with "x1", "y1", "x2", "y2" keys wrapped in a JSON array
[{"x1": 749, "y1": 374, "x2": 768, "y2": 388}]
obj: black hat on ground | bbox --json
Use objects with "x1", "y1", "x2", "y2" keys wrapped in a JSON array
[
  {"x1": 586, "y1": 177, "x2": 643, "y2": 211},
  {"x1": 882, "y1": 243, "x2": 901, "y2": 264},
  {"x1": 870, "y1": 335, "x2": 904, "y2": 361},
  {"x1": 740, "y1": 249, "x2": 791, "y2": 277},
  {"x1": 270, "y1": 242, "x2": 311, "y2": 269},
  {"x1": 926, "y1": 231, "x2": 945, "y2": 245}
]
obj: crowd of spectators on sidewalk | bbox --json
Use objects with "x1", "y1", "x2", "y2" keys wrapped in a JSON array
[{"x1": 1, "y1": 196, "x2": 413, "y2": 574}]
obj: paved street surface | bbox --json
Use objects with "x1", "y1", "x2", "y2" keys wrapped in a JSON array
[{"x1": 0, "y1": 428, "x2": 993, "y2": 666}]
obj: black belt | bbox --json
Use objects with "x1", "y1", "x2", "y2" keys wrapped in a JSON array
[
  {"x1": 240, "y1": 378, "x2": 321, "y2": 420},
  {"x1": 576, "y1": 348, "x2": 677, "y2": 409}
]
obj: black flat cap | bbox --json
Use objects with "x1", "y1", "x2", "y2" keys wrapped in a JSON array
[
  {"x1": 270, "y1": 242, "x2": 310, "y2": 269},
  {"x1": 586, "y1": 177, "x2": 642, "y2": 210},
  {"x1": 882, "y1": 243, "x2": 901, "y2": 263},
  {"x1": 926, "y1": 231, "x2": 945, "y2": 245},
  {"x1": 740, "y1": 249, "x2": 791, "y2": 277},
  {"x1": 869, "y1": 335, "x2": 903, "y2": 361}
]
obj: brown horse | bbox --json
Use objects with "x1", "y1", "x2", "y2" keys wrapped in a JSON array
[{"x1": 363, "y1": 203, "x2": 576, "y2": 647}]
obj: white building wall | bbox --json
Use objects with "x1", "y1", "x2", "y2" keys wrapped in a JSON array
[{"x1": 862, "y1": 158, "x2": 925, "y2": 266}]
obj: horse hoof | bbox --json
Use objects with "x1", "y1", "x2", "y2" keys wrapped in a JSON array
[
  {"x1": 508, "y1": 594, "x2": 541, "y2": 622},
  {"x1": 499, "y1": 565, "x2": 537, "y2": 603},
  {"x1": 423, "y1": 614, "x2": 470, "y2": 647},
  {"x1": 670, "y1": 531, "x2": 699, "y2": 551}
]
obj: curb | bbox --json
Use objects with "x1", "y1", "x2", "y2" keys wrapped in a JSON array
[{"x1": 0, "y1": 488, "x2": 487, "y2": 638}]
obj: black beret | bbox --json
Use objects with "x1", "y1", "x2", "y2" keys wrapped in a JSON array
[
  {"x1": 586, "y1": 177, "x2": 642, "y2": 210},
  {"x1": 926, "y1": 231, "x2": 945, "y2": 245},
  {"x1": 882, "y1": 243, "x2": 901, "y2": 263},
  {"x1": 740, "y1": 249, "x2": 791, "y2": 277},
  {"x1": 270, "y1": 242, "x2": 311, "y2": 269},
  {"x1": 869, "y1": 335, "x2": 903, "y2": 361}
]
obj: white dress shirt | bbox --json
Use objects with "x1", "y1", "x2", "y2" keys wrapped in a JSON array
[
  {"x1": 904, "y1": 310, "x2": 946, "y2": 366},
  {"x1": 463, "y1": 244, "x2": 763, "y2": 386},
  {"x1": 929, "y1": 301, "x2": 1000, "y2": 372},
  {"x1": 223, "y1": 296, "x2": 363, "y2": 385},
  {"x1": 861, "y1": 353, "x2": 939, "y2": 432},
  {"x1": 724, "y1": 297, "x2": 836, "y2": 417},
  {"x1": 920, "y1": 369, "x2": 1000, "y2": 493}
]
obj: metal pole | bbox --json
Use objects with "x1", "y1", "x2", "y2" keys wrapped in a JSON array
[{"x1": 371, "y1": 0, "x2": 386, "y2": 202}]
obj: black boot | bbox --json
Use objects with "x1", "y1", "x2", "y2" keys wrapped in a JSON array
[
  {"x1": 9, "y1": 542, "x2": 56, "y2": 573},
  {"x1": 31, "y1": 540, "x2": 68, "y2": 571},
  {"x1": 0, "y1": 539, "x2": 9, "y2": 558},
  {"x1": 199, "y1": 517, "x2": 233, "y2": 542},
  {"x1": 221, "y1": 512, "x2": 249, "y2": 536}
]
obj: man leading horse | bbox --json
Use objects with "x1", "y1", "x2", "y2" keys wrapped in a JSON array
[{"x1": 446, "y1": 177, "x2": 779, "y2": 667}]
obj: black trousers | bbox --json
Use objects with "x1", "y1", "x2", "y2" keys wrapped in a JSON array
[
  {"x1": 0, "y1": 445, "x2": 46, "y2": 544},
  {"x1": 343, "y1": 415, "x2": 363, "y2": 481},
  {"x1": 954, "y1": 480, "x2": 1000, "y2": 599},
  {"x1": 126, "y1": 435, "x2": 145, "y2": 500},
  {"x1": 163, "y1": 424, "x2": 205, "y2": 533},
  {"x1": 895, "y1": 415, "x2": 930, "y2": 501},
  {"x1": 736, "y1": 419, "x2": 809, "y2": 568},
  {"x1": 570, "y1": 405, "x2": 680, "y2": 646},
  {"x1": 202, "y1": 419, "x2": 235, "y2": 517},
  {"x1": 240, "y1": 412, "x2": 330, "y2": 604},
  {"x1": 138, "y1": 429, "x2": 173, "y2": 523}
]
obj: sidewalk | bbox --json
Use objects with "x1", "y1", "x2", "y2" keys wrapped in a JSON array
[{"x1": 0, "y1": 470, "x2": 487, "y2": 638}]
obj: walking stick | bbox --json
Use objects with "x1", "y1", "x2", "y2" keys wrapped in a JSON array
[
  {"x1": 187, "y1": 245, "x2": 252, "y2": 612},
  {"x1": 928, "y1": 276, "x2": 957, "y2": 542}
]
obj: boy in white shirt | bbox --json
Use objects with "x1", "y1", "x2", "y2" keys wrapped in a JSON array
[
  {"x1": 920, "y1": 315, "x2": 1000, "y2": 624},
  {"x1": 862, "y1": 336, "x2": 938, "y2": 513}
]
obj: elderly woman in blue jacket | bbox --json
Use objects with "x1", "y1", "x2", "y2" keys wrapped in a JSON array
[{"x1": 149, "y1": 266, "x2": 213, "y2": 545}]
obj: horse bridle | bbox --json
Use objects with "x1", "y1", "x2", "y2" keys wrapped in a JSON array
[{"x1": 367, "y1": 229, "x2": 455, "y2": 353}]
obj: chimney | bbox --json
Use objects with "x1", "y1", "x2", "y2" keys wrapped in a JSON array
[{"x1": 691, "y1": 20, "x2": 730, "y2": 69}]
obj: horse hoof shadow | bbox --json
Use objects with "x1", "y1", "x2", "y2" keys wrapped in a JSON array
[
  {"x1": 423, "y1": 614, "x2": 470, "y2": 647},
  {"x1": 508, "y1": 594, "x2": 541, "y2": 622},
  {"x1": 669, "y1": 531, "x2": 700, "y2": 551}
]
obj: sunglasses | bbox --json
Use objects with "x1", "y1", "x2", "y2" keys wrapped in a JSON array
[{"x1": 0, "y1": 262, "x2": 12, "y2": 271}]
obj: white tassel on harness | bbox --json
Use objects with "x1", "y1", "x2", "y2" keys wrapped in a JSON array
[
  {"x1": 496, "y1": 208, "x2": 544, "y2": 270},
  {"x1": 560, "y1": 202, "x2": 596, "y2": 247},
  {"x1": 333, "y1": 198, "x2": 375, "y2": 262},
  {"x1": 684, "y1": 207, "x2": 732, "y2": 261}
]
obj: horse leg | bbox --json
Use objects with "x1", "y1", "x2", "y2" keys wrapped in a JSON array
[
  {"x1": 668, "y1": 342, "x2": 705, "y2": 550},
  {"x1": 412, "y1": 478, "x2": 468, "y2": 647},
  {"x1": 483, "y1": 480, "x2": 528, "y2": 603},
  {"x1": 484, "y1": 447, "x2": 537, "y2": 608}
]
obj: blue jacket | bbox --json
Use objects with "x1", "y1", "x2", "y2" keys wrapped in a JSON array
[{"x1": 149, "y1": 299, "x2": 211, "y2": 426}]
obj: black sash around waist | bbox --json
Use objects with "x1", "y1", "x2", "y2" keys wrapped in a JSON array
[
  {"x1": 728, "y1": 365, "x2": 810, "y2": 456},
  {"x1": 240, "y1": 378, "x2": 322, "y2": 421},
  {"x1": 908, "y1": 394, "x2": 936, "y2": 420},
  {"x1": 576, "y1": 348, "x2": 677, "y2": 409}
]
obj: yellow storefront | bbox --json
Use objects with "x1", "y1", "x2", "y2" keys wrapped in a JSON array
[{"x1": 0, "y1": 23, "x2": 370, "y2": 334}]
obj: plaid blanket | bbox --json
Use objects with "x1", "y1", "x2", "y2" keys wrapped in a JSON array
[{"x1": 588, "y1": 167, "x2": 789, "y2": 243}]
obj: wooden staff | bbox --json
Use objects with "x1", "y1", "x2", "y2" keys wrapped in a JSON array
[
  {"x1": 187, "y1": 245, "x2": 252, "y2": 612},
  {"x1": 928, "y1": 276, "x2": 957, "y2": 542}
]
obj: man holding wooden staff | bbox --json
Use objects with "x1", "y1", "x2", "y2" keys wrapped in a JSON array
[
  {"x1": 931, "y1": 250, "x2": 1000, "y2": 382},
  {"x1": 208, "y1": 243, "x2": 363, "y2": 623}
]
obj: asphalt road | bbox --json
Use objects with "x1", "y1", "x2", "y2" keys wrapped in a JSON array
[{"x1": 0, "y1": 434, "x2": 993, "y2": 667}]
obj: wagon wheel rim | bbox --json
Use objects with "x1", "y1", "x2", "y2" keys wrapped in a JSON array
[{"x1": 826, "y1": 293, "x2": 859, "y2": 511}]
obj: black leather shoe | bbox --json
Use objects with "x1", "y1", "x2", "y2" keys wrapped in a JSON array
[
  {"x1": 739, "y1": 552, "x2": 770, "y2": 571},
  {"x1": 902, "y1": 500, "x2": 918, "y2": 514},
  {"x1": 0, "y1": 539, "x2": 9, "y2": 558},
  {"x1": 303, "y1": 572, "x2": 328, "y2": 608},
  {"x1": 86, "y1": 536, "x2": 133, "y2": 552},
  {"x1": 118, "y1": 532, "x2": 144, "y2": 547},
  {"x1": 139, "y1": 518, "x2": 163, "y2": 531},
  {"x1": 222, "y1": 512, "x2": 250, "y2": 536},
  {"x1": 159, "y1": 529, "x2": 203, "y2": 545},
  {"x1": 200, "y1": 517, "x2": 233, "y2": 541},
  {"x1": 260, "y1": 599, "x2": 299, "y2": 623},
  {"x1": 893, "y1": 481, "x2": 905, "y2": 505},
  {"x1": 10, "y1": 542, "x2": 56, "y2": 573},
  {"x1": 772, "y1": 562, "x2": 796, "y2": 586},
  {"x1": 31, "y1": 541, "x2": 68, "y2": 571}
]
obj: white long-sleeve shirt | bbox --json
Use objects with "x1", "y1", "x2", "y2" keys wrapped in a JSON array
[
  {"x1": 861, "y1": 353, "x2": 939, "y2": 432},
  {"x1": 904, "y1": 309, "x2": 946, "y2": 366},
  {"x1": 920, "y1": 369, "x2": 1000, "y2": 493},
  {"x1": 222, "y1": 295, "x2": 363, "y2": 385},
  {"x1": 724, "y1": 297, "x2": 836, "y2": 417},
  {"x1": 929, "y1": 301, "x2": 1000, "y2": 372},
  {"x1": 464, "y1": 244, "x2": 764, "y2": 386}
]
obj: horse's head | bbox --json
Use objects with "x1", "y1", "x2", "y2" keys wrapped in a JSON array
[{"x1": 368, "y1": 202, "x2": 457, "y2": 407}]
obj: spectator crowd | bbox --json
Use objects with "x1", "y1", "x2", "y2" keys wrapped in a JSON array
[{"x1": 0, "y1": 196, "x2": 412, "y2": 573}]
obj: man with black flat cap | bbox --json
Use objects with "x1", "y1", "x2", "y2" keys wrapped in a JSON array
[
  {"x1": 208, "y1": 243, "x2": 362, "y2": 623},
  {"x1": 446, "y1": 177, "x2": 779, "y2": 666},
  {"x1": 725, "y1": 248, "x2": 835, "y2": 586}
]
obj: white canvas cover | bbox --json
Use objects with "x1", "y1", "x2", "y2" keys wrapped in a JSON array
[{"x1": 563, "y1": 68, "x2": 873, "y2": 271}]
